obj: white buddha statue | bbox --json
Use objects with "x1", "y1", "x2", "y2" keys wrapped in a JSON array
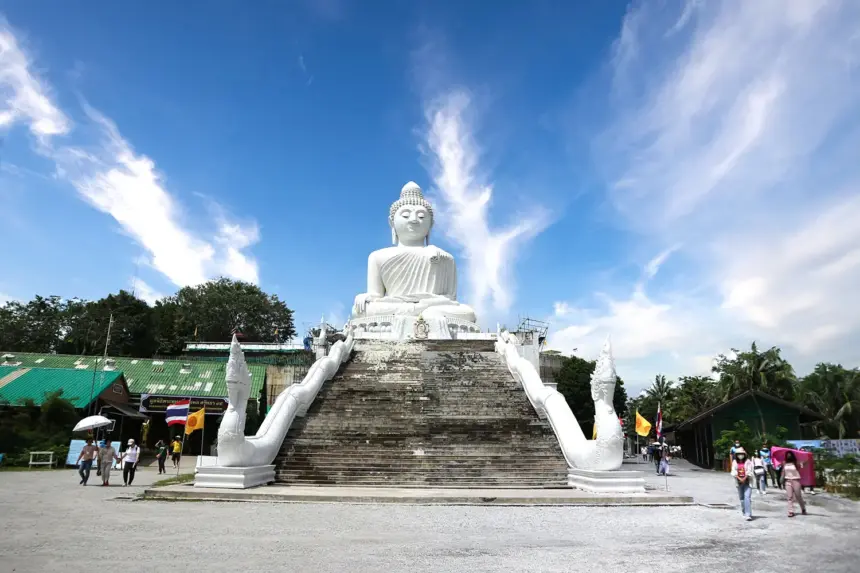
[{"x1": 351, "y1": 181, "x2": 478, "y2": 327}]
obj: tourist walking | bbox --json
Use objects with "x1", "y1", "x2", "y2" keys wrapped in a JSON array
[
  {"x1": 752, "y1": 452, "x2": 767, "y2": 494},
  {"x1": 641, "y1": 446, "x2": 647, "y2": 462},
  {"x1": 783, "y1": 451, "x2": 807, "y2": 517},
  {"x1": 155, "y1": 439, "x2": 168, "y2": 474},
  {"x1": 730, "y1": 439, "x2": 742, "y2": 461},
  {"x1": 760, "y1": 443, "x2": 777, "y2": 488},
  {"x1": 731, "y1": 447, "x2": 754, "y2": 521},
  {"x1": 98, "y1": 439, "x2": 119, "y2": 486},
  {"x1": 171, "y1": 436, "x2": 182, "y2": 468},
  {"x1": 121, "y1": 439, "x2": 141, "y2": 486},
  {"x1": 658, "y1": 451, "x2": 670, "y2": 476},
  {"x1": 76, "y1": 438, "x2": 98, "y2": 486},
  {"x1": 653, "y1": 445, "x2": 663, "y2": 474}
]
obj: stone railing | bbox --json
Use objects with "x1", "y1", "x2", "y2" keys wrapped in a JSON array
[
  {"x1": 495, "y1": 330, "x2": 623, "y2": 472},
  {"x1": 214, "y1": 330, "x2": 355, "y2": 469}
]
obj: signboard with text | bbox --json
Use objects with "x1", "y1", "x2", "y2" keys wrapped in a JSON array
[{"x1": 139, "y1": 394, "x2": 228, "y2": 414}]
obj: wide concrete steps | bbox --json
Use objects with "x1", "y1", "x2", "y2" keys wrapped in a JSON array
[{"x1": 273, "y1": 340, "x2": 568, "y2": 487}]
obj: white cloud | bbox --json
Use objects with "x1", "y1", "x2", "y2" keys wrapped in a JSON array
[
  {"x1": 0, "y1": 292, "x2": 16, "y2": 305},
  {"x1": 0, "y1": 17, "x2": 70, "y2": 141},
  {"x1": 0, "y1": 16, "x2": 261, "y2": 289},
  {"x1": 555, "y1": 0, "x2": 860, "y2": 387},
  {"x1": 421, "y1": 90, "x2": 550, "y2": 317},
  {"x1": 131, "y1": 278, "x2": 165, "y2": 306},
  {"x1": 643, "y1": 245, "x2": 679, "y2": 280}
]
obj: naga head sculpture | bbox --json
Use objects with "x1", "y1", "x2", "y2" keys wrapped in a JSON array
[
  {"x1": 389, "y1": 181, "x2": 434, "y2": 246},
  {"x1": 226, "y1": 334, "x2": 252, "y2": 408},
  {"x1": 590, "y1": 337, "x2": 617, "y2": 403}
]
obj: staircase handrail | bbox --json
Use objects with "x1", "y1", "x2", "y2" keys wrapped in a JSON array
[
  {"x1": 495, "y1": 330, "x2": 623, "y2": 471},
  {"x1": 216, "y1": 329, "x2": 355, "y2": 467}
]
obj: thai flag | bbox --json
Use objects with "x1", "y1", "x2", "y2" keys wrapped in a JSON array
[
  {"x1": 166, "y1": 399, "x2": 189, "y2": 426},
  {"x1": 656, "y1": 402, "x2": 663, "y2": 440}
]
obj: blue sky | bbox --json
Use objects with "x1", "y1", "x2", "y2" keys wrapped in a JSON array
[{"x1": 2, "y1": 0, "x2": 859, "y2": 394}]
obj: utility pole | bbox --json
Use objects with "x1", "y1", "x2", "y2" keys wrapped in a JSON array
[{"x1": 88, "y1": 313, "x2": 114, "y2": 416}]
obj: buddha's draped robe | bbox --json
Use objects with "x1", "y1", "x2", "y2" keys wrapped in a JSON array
[{"x1": 361, "y1": 246, "x2": 476, "y2": 322}]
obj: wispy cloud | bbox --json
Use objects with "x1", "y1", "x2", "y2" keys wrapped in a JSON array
[
  {"x1": 553, "y1": 0, "x2": 860, "y2": 389},
  {"x1": 421, "y1": 89, "x2": 550, "y2": 317},
  {"x1": 643, "y1": 245, "x2": 679, "y2": 280},
  {"x1": 130, "y1": 278, "x2": 164, "y2": 306},
  {"x1": 0, "y1": 16, "x2": 70, "y2": 142},
  {"x1": 0, "y1": 16, "x2": 261, "y2": 289}
]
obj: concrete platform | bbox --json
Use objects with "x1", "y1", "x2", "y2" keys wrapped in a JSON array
[{"x1": 143, "y1": 484, "x2": 693, "y2": 505}]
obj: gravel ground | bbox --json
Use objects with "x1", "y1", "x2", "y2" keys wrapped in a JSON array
[{"x1": 2, "y1": 461, "x2": 859, "y2": 573}]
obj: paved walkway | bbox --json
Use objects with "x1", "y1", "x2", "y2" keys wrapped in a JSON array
[{"x1": 2, "y1": 462, "x2": 859, "y2": 572}]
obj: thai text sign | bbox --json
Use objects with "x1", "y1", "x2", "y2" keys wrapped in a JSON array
[{"x1": 139, "y1": 394, "x2": 227, "y2": 414}]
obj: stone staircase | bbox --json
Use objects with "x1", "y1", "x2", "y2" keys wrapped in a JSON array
[{"x1": 273, "y1": 339, "x2": 569, "y2": 487}]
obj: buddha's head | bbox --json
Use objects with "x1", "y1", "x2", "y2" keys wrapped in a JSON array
[{"x1": 389, "y1": 181, "x2": 433, "y2": 246}]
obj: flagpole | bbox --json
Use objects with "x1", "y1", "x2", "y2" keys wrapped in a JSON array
[{"x1": 177, "y1": 428, "x2": 187, "y2": 477}]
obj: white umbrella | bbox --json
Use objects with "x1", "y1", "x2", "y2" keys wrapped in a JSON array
[{"x1": 73, "y1": 415, "x2": 113, "y2": 432}]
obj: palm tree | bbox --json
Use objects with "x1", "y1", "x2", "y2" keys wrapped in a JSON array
[
  {"x1": 712, "y1": 342, "x2": 796, "y2": 433},
  {"x1": 673, "y1": 375, "x2": 718, "y2": 421},
  {"x1": 646, "y1": 374, "x2": 674, "y2": 403},
  {"x1": 799, "y1": 363, "x2": 860, "y2": 439}
]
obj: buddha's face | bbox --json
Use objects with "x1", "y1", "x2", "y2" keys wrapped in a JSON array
[{"x1": 391, "y1": 205, "x2": 431, "y2": 244}]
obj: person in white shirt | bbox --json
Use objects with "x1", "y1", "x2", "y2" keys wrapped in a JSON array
[{"x1": 121, "y1": 439, "x2": 141, "y2": 486}]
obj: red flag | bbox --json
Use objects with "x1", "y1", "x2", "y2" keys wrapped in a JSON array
[{"x1": 656, "y1": 402, "x2": 663, "y2": 440}]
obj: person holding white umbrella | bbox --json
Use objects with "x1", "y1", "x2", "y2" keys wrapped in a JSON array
[{"x1": 75, "y1": 439, "x2": 98, "y2": 486}]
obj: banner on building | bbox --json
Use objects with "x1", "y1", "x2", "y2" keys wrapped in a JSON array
[{"x1": 139, "y1": 394, "x2": 227, "y2": 415}]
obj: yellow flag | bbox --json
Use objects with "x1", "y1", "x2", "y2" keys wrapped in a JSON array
[
  {"x1": 185, "y1": 407, "x2": 205, "y2": 435},
  {"x1": 635, "y1": 411, "x2": 652, "y2": 437}
]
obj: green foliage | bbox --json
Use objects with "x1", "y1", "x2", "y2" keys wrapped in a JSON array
[
  {"x1": 0, "y1": 278, "x2": 297, "y2": 358},
  {"x1": 713, "y1": 420, "x2": 789, "y2": 459},
  {"x1": 713, "y1": 342, "x2": 796, "y2": 401},
  {"x1": 814, "y1": 452, "x2": 860, "y2": 498},
  {"x1": 0, "y1": 295, "x2": 72, "y2": 353},
  {"x1": 555, "y1": 354, "x2": 628, "y2": 436},
  {"x1": 0, "y1": 390, "x2": 79, "y2": 467},
  {"x1": 58, "y1": 291, "x2": 157, "y2": 357},
  {"x1": 798, "y1": 363, "x2": 860, "y2": 439},
  {"x1": 154, "y1": 278, "x2": 296, "y2": 354}
]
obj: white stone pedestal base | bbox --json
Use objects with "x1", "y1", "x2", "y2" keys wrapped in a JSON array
[
  {"x1": 348, "y1": 315, "x2": 491, "y2": 340},
  {"x1": 194, "y1": 465, "x2": 275, "y2": 489},
  {"x1": 568, "y1": 468, "x2": 646, "y2": 494}
]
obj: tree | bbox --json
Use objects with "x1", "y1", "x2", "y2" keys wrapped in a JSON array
[
  {"x1": 799, "y1": 363, "x2": 860, "y2": 439},
  {"x1": 0, "y1": 296, "x2": 68, "y2": 353},
  {"x1": 555, "y1": 354, "x2": 627, "y2": 437},
  {"x1": 713, "y1": 420, "x2": 789, "y2": 460},
  {"x1": 58, "y1": 291, "x2": 156, "y2": 357},
  {"x1": 672, "y1": 375, "x2": 718, "y2": 422},
  {"x1": 155, "y1": 278, "x2": 296, "y2": 354},
  {"x1": 712, "y1": 342, "x2": 796, "y2": 434},
  {"x1": 646, "y1": 374, "x2": 674, "y2": 403}
]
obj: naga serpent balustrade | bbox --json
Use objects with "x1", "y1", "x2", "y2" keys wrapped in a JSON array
[
  {"x1": 216, "y1": 331, "x2": 355, "y2": 468},
  {"x1": 495, "y1": 331, "x2": 624, "y2": 471}
]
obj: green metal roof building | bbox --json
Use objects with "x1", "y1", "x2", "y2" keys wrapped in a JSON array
[
  {"x1": 0, "y1": 367, "x2": 126, "y2": 408},
  {"x1": 0, "y1": 352, "x2": 266, "y2": 400}
]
